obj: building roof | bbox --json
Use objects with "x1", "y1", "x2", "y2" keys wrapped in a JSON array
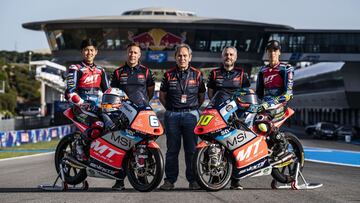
[
  {"x1": 294, "y1": 62, "x2": 345, "y2": 81},
  {"x1": 122, "y1": 7, "x2": 196, "y2": 16},
  {"x1": 22, "y1": 8, "x2": 293, "y2": 31}
]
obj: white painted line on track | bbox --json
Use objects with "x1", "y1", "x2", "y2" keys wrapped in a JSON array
[
  {"x1": 305, "y1": 149, "x2": 333, "y2": 152},
  {"x1": 304, "y1": 146, "x2": 360, "y2": 153},
  {"x1": 305, "y1": 158, "x2": 360, "y2": 168},
  {"x1": 0, "y1": 152, "x2": 54, "y2": 162}
]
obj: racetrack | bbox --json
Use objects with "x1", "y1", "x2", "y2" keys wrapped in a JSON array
[{"x1": 0, "y1": 135, "x2": 360, "y2": 203}]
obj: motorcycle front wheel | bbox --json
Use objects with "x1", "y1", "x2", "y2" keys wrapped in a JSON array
[
  {"x1": 271, "y1": 132, "x2": 305, "y2": 183},
  {"x1": 126, "y1": 147, "x2": 164, "y2": 192},
  {"x1": 192, "y1": 146, "x2": 233, "y2": 191},
  {"x1": 55, "y1": 133, "x2": 87, "y2": 185}
]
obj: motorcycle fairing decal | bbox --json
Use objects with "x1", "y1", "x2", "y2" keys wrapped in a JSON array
[
  {"x1": 90, "y1": 138, "x2": 126, "y2": 169},
  {"x1": 244, "y1": 112, "x2": 257, "y2": 127},
  {"x1": 249, "y1": 166, "x2": 272, "y2": 178},
  {"x1": 119, "y1": 102, "x2": 138, "y2": 124},
  {"x1": 194, "y1": 109, "x2": 227, "y2": 134},
  {"x1": 198, "y1": 114, "x2": 214, "y2": 126},
  {"x1": 147, "y1": 141, "x2": 160, "y2": 148},
  {"x1": 131, "y1": 110, "x2": 164, "y2": 135},
  {"x1": 102, "y1": 130, "x2": 142, "y2": 151},
  {"x1": 233, "y1": 136, "x2": 268, "y2": 168},
  {"x1": 273, "y1": 107, "x2": 294, "y2": 128},
  {"x1": 87, "y1": 158, "x2": 126, "y2": 179},
  {"x1": 219, "y1": 100, "x2": 238, "y2": 121},
  {"x1": 216, "y1": 129, "x2": 257, "y2": 151},
  {"x1": 63, "y1": 108, "x2": 88, "y2": 133},
  {"x1": 89, "y1": 160, "x2": 119, "y2": 176},
  {"x1": 196, "y1": 140, "x2": 209, "y2": 149},
  {"x1": 234, "y1": 157, "x2": 270, "y2": 179}
]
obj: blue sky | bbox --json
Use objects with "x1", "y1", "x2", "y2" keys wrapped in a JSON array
[{"x1": 1, "y1": 0, "x2": 359, "y2": 51}]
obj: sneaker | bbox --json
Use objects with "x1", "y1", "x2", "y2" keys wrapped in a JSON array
[
  {"x1": 112, "y1": 180, "x2": 125, "y2": 191},
  {"x1": 230, "y1": 179, "x2": 243, "y2": 190},
  {"x1": 159, "y1": 180, "x2": 174, "y2": 190},
  {"x1": 189, "y1": 181, "x2": 201, "y2": 190}
]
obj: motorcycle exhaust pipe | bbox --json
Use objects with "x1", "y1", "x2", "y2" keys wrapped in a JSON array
[{"x1": 270, "y1": 153, "x2": 295, "y2": 167}]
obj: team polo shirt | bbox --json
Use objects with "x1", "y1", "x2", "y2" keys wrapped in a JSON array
[
  {"x1": 111, "y1": 63, "x2": 155, "y2": 104},
  {"x1": 160, "y1": 66, "x2": 206, "y2": 110},
  {"x1": 207, "y1": 67, "x2": 250, "y2": 95}
]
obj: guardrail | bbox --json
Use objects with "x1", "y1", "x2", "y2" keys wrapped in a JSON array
[
  {"x1": 0, "y1": 116, "x2": 53, "y2": 131},
  {"x1": 0, "y1": 124, "x2": 76, "y2": 148}
]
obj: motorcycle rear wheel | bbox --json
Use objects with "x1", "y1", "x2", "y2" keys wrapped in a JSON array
[
  {"x1": 271, "y1": 132, "x2": 304, "y2": 183},
  {"x1": 126, "y1": 148, "x2": 164, "y2": 192},
  {"x1": 55, "y1": 133, "x2": 87, "y2": 185},
  {"x1": 193, "y1": 146, "x2": 233, "y2": 191}
]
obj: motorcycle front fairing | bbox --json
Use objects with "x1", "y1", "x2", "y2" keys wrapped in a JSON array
[
  {"x1": 194, "y1": 91, "x2": 272, "y2": 179},
  {"x1": 87, "y1": 95, "x2": 163, "y2": 179}
]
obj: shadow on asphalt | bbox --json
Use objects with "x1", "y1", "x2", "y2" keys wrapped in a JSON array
[{"x1": 0, "y1": 187, "x2": 274, "y2": 193}]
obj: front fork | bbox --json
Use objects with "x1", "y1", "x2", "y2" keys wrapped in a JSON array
[
  {"x1": 196, "y1": 141, "x2": 225, "y2": 176},
  {"x1": 132, "y1": 140, "x2": 160, "y2": 176}
]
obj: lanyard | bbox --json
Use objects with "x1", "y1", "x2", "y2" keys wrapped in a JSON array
[{"x1": 176, "y1": 69, "x2": 190, "y2": 94}]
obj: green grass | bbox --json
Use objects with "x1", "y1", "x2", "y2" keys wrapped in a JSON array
[
  {"x1": 0, "y1": 152, "x2": 40, "y2": 159},
  {"x1": 0, "y1": 139, "x2": 59, "y2": 159}
]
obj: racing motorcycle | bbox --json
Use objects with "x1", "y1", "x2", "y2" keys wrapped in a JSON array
[
  {"x1": 192, "y1": 90, "x2": 304, "y2": 191},
  {"x1": 54, "y1": 94, "x2": 164, "y2": 192}
]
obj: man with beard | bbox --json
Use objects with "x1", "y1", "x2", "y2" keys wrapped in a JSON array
[
  {"x1": 207, "y1": 46, "x2": 250, "y2": 99},
  {"x1": 207, "y1": 46, "x2": 251, "y2": 190}
]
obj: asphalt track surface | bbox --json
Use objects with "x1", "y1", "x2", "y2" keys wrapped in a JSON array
[{"x1": 1, "y1": 133, "x2": 360, "y2": 203}]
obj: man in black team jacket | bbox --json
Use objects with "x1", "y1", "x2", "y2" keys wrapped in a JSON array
[
  {"x1": 159, "y1": 44, "x2": 206, "y2": 190},
  {"x1": 110, "y1": 43, "x2": 155, "y2": 190}
]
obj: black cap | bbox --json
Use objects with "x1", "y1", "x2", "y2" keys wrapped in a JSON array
[{"x1": 266, "y1": 40, "x2": 281, "y2": 50}]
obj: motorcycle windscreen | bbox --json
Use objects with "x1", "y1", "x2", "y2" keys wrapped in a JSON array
[
  {"x1": 89, "y1": 138, "x2": 126, "y2": 169},
  {"x1": 232, "y1": 136, "x2": 268, "y2": 168},
  {"x1": 130, "y1": 110, "x2": 164, "y2": 136},
  {"x1": 203, "y1": 90, "x2": 238, "y2": 123},
  {"x1": 194, "y1": 109, "x2": 227, "y2": 135}
]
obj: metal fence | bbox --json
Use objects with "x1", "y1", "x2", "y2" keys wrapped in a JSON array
[
  {"x1": 0, "y1": 116, "x2": 52, "y2": 131},
  {"x1": 0, "y1": 118, "x2": 15, "y2": 131}
]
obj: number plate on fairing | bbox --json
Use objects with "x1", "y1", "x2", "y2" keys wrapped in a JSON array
[{"x1": 219, "y1": 100, "x2": 238, "y2": 121}]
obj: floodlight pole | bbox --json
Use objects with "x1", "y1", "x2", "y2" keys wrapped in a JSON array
[{"x1": 28, "y1": 51, "x2": 32, "y2": 72}]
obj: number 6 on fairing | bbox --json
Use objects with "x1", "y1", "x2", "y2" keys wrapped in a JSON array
[{"x1": 149, "y1": 115, "x2": 160, "y2": 127}]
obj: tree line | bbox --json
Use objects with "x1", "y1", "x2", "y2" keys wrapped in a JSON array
[{"x1": 0, "y1": 51, "x2": 45, "y2": 117}]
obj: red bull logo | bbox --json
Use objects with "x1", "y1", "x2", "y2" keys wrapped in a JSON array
[{"x1": 128, "y1": 28, "x2": 186, "y2": 51}]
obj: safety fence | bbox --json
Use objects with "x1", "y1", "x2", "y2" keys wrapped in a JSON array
[
  {"x1": 0, "y1": 116, "x2": 53, "y2": 131},
  {"x1": 0, "y1": 124, "x2": 76, "y2": 148}
]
